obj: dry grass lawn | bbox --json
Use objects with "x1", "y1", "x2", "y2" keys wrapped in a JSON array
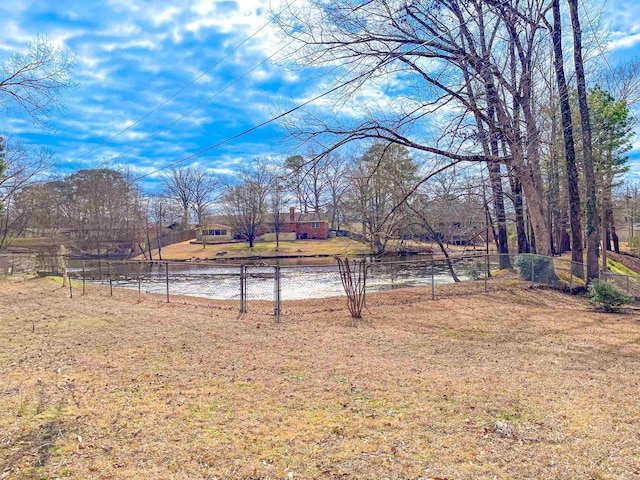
[
  {"x1": 145, "y1": 238, "x2": 371, "y2": 261},
  {"x1": 1, "y1": 277, "x2": 640, "y2": 479}
]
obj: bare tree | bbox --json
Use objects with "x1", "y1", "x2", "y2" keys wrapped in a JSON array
[
  {"x1": 191, "y1": 167, "x2": 222, "y2": 225},
  {"x1": 284, "y1": 153, "x2": 330, "y2": 214},
  {"x1": 276, "y1": 0, "x2": 556, "y2": 255},
  {"x1": 161, "y1": 167, "x2": 195, "y2": 228},
  {"x1": 271, "y1": 174, "x2": 289, "y2": 250},
  {"x1": 0, "y1": 137, "x2": 53, "y2": 249},
  {"x1": 161, "y1": 166, "x2": 221, "y2": 228},
  {"x1": 62, "y1": 168, "x2": 143, "y2": 256},
  {"x1": 0, "y1": 35, "x2": 76, "y2": 128},
  {"x1": 221, "y1": 160, "x2": 273, "y2": 248},
  {"x1": 568, "y1": 0, "x2": 599, "y2": 283},
  {"x1": 324, "y1": 152, "x2": 352, "y2": 230},
  {"x1": 347, "y1": 143, "x2": 418, "y2": 255},
  {"x1": 549, "y1": 0, "x2": 584, "y2": 278},
  {"x1": 597, "y1": 58, "x2": 640, "y2": 108}
]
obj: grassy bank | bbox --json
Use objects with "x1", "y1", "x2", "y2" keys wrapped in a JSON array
[{"x1": 142, "y1": 237, "x2": 371, "y2": 261}]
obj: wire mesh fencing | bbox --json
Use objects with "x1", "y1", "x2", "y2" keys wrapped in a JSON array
[
  {"x1": 602, "y1": 272, "x2": 640, "y2": 300},
  {"x1": 65, "y1": 253, "x2": 638, "y2": 316}
]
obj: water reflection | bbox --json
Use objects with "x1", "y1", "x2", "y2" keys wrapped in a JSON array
[{"x1": 71, "y1": 258, "x2": 472, "y2": 301}]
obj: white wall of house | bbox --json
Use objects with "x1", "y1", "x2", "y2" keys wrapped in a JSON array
[
  {"x1": 257, "y1": 232, "x2": 296, "y2": 242},
  {"x1": 197, "y1": 224, "x2": 233, "y2": 242}
]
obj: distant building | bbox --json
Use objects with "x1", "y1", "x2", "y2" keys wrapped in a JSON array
[
  {"x1": 280, "y1": 207, "x2": 330, "y2": 240},
  {"x1": 196, "y1": 215, "x2": 234, "y2": 243},
  {"x1": 197, "y1": 223, "x2": 234, "y2": 243},
  {"x1": 197, "y1": 208, "x2": 330, "y2": 243}
]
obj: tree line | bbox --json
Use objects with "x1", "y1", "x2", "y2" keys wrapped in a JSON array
[
  {"x1": 1, "y1": 138, "x2": 501, "y2": 258},
  {"x1": 2, "y1": 16, "x2": 640, "y2": 280},
  {"x1": 271, "y1": 0, "x2": 640, "y2": 283}
]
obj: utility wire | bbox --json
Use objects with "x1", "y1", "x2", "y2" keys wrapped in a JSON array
[
  {"x1": 133, "y1": 67, "x2": 377, "y2": 181},
  {"x1": 108, "y1": 38, "x2": 293, "y2": 164},
  {"x1": 132, "y1": 10, "x2": 481, "y2": 182},
  {"x1": 77, "y1": 17, "x2": 276, "y2": 161}
]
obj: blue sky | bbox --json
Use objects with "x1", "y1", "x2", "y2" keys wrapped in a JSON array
[{"x1": 1, "y1": 0, "x2": 640, "y2": 191}]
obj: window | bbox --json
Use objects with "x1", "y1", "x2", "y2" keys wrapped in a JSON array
[
  {"x1": 311, "y1": 222, "x2": 320, "y2": 229},
  {"x1": 204, "y1": 229, "x2": 227, "y2": 236}
]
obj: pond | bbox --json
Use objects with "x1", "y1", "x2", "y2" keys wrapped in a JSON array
[{"x1": 71, "y1": 258, "x2": 477, "y2": 301}]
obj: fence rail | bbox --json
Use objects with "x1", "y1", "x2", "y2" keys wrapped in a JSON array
[{"x1": 60, "y1": 253, "x2": 640, "y2": 316}]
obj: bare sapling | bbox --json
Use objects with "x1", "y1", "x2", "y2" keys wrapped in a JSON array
[{"x1": 335, "y1": 257, "x2": 367, "y2": 318}]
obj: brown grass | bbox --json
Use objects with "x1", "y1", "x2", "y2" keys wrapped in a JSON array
[
  {"x1": 1, "y1": 277, "x2": 640, "y2": 479},
  {"x1": 143, "y1": 237, "x2": 371, "y2": 261}
]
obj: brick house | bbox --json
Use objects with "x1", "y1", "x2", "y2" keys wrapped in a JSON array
[
  {"x1": 197, "y1": 210, "x2": 330, "y2": 242},
  {"x1": 281, "y1": 207, "x2": 330, "y2": 240}
]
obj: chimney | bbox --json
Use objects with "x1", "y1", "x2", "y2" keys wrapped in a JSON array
[{"x1": 289, "y1": 207, "x2": 295, "y2": 222}]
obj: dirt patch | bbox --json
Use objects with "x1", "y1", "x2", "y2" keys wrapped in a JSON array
[{"x1": 1, "y1": 277, "x2": 640, "y2": 479}]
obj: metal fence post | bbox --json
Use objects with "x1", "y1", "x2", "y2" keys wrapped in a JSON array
[
  {"x1": 363, "y1": 261, "x2": 367, "y2": 308},
  {"x1": 240, "y1": 264, "x2": 245, "y2": 313},
  {"x1": 165, "y1": 262, "x2": 170, "y2": 303},
  {"x1": 68, "y1": 269, "x2": 73, "y2": 298},
  {"x1": 484, "y1": 254, "x2": 488, "y2": 293},
  {"x1": 431, "y1": 256, "x2": 435, "y2": 300},
  {"x1": 109, "y1": 262, "x2": 113, "y2": 297},
  {"x1": 82, "y1": 261, "x2": 86, "y2": 295},
  {"x1": 274, "y1": 265, "x2": 281, "y2": 317}
]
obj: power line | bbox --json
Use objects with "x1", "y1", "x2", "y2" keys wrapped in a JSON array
[
  {"x1": 133, "y1": 68, "x2": 377, "y2": 181},
  {"x1": 76, "y1": 17, "x2": 277, "y2": 161},
  {"x1": 132, "y1": 10, "x2": 482, "y2": 182},
  {"x1": 56, "y1": 7, "x2": 490, "y2": 191},
  {"x1": 107, "y1": 38, "x2": 293, "y2": 164}
]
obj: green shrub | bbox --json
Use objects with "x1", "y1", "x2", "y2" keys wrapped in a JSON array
[
  {"x1": 515, "y1": 254, "x2": 558, "y2": 285},
  {"x1": 586, "y1": 279, "x2": 632, "y2": 312},
  {"x1": 465, "y1": 258, "x2": 485, "y2": 280}
]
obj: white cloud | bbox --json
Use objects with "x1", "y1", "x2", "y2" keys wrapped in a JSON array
[
  {"x1": 608, "y1": 32, "x2": 640, "y2": 50},
  {"x1": 152, "y1": 6, "x2": 181, "y2": 26}
]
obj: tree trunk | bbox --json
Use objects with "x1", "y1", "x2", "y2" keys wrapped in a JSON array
[
  {"x1": 145, "y1": 224, "x2": 153, "y2": 261},
  {"x1": 552, "y1": 0, "x2": 584, "y2": 278},
  {"x1": 155, "y1": 221, "x2": 163, "y2": 261},
  {"x1": 476, "y1": 7, "x2": 511, "y2": 270},
  {"x1": 548, "y1": 104, "x2": 565, "y2": 254},
  {"x1": 510, "y1": 175, "x2": 530, "y2": 254},
  {"x1": 409, "y1": 205, "x2": 460, "y2": 282},
  {"x1": 515, "y1": 166, "x2": 547, "y2": 255},
  {"x1": 568, "y1": 0, "x2": 600, "y2": 283},
  {"x1": 605, "y1": 201, "x2": 620, "y2": 253},
  {"x1": 612, "y1": 227, "x2": 620, "y2": 254}
]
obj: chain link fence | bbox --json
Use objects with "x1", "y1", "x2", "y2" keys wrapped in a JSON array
[
  {"x1": 64, "y1": 253, "x2": 638, "y2": 315},
  {"x1": 602, "y1": 271, "x2": 640, "y2": 300}
]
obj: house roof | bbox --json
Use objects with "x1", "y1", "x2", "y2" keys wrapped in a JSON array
[
  {"x1": 204, "y1": 212, "x2": 328, "y2": 226},
  {"x1": 283, "y1": 211, "x2": 327, "y2": 223},
  {"x1": 201, "y1": 223, "x2": 233, "y2": 230},
  {"x1": 201, "y1": 215, "x2": 230, "y2": 226}
]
